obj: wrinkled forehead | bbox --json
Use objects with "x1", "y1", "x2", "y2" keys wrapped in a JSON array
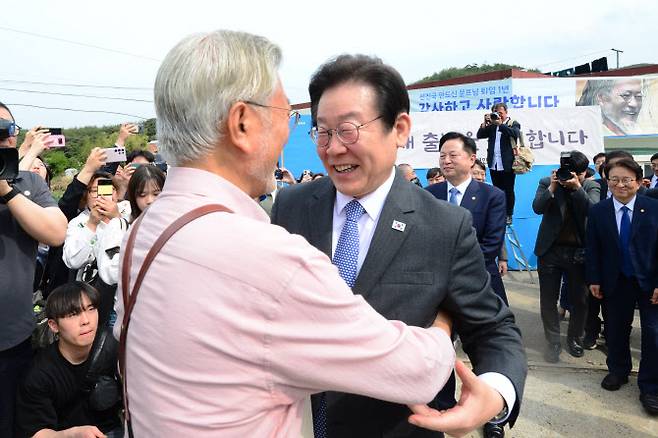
[{"x1": 612, "y1": 80, "x2": 642, "y2": 93}]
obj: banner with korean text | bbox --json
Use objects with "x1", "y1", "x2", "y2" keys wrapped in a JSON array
[{"x1": 397, "y1": 107, "x2": 604, "y2": 168}]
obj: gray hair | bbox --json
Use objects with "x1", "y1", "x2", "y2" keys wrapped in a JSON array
[{"x1": 154, "y1": 30, "x2": 282, "y2": 166}]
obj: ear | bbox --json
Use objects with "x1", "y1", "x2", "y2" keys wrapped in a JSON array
[
  {"x1": 394, "y1": 113, "x2": 412, "y2": 149},
  {"x1": 225, "y1": 101, "x2": 259, "y2": 155},
  {"x1": 47, "y1": 319, "x2": 59, "y2": 335}
]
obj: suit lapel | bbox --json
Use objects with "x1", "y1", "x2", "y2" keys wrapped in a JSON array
[
  {"x1": 631, "y1": 196, "x2": 645, "y2": 241},
  {"x1": 354, "y1": 173, "x2": 414, "y2": 300},
  {"x1": 604, "y1": 200, "x2": 621, "y2": 252},
  {"x1": 460, "y1": 180, "x2": 480, "y2": 211},
  {"x1": 307, "y1": 180, "x2": 335, "y2": 258}
]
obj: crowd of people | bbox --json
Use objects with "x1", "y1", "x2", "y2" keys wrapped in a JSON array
[{"x1": 0, "y1": 28, "x2": 656, "y2": 438}]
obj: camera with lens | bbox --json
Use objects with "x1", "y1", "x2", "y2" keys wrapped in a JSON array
[
  {"x1": 0, "y1": 119, "x2": 19, "y2": 180},
  {"x1": 489, "y1": 112, "x2": 500, "y2": 121},
  {"x1": 556, "y1": 152, "x2": 575, "y2": 182},
  {"x1": 274, "y1": 168, "x2": 283, "y2": 180}
]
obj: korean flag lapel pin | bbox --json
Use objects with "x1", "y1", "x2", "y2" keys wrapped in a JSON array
[{"x1": 392, "y1": 220, "x2": 406, "y2": 232}]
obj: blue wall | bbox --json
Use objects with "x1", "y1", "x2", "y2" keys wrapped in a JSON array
[{"x1": 281, "y1": 115, "x2": 570, "y2": 270}]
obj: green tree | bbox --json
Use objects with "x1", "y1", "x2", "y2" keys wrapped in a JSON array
[{"x1": 414, "y1": 63, "x2": 541, "y2": 84}]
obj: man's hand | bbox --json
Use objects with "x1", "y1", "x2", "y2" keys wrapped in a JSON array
[
  {"x1": 559, "y1": 171, "x2": 582, "y2": 191},
  {"x1": 589, "y1": 284, "x2": 602, "y2": 299},
  {"x1": 498, "y1": 260, "x2": 508, "y2": 277},
  {"x1": 492, "y1": 118, "x2": 502, "y2": 126},
  {"x1": 431, "y1": 309, "x2": 452, "y2": 339},
  {"x1": 651, "y1": 288, "x2": 658, "y2": 305},
  {"x1": 408, "y1": 360, "x2": 505, "y2": 437},
  {"x1": 87, "y1": 205, "x2": 102, "y2": 232},
  {"x1": 548, "y1": 170, "x2": 559, "y2": 194},
  {"x1": 34, "y1": 425, "x2": 106, "y2": 438}
]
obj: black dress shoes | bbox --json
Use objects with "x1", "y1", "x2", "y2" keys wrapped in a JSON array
[
  {"x1": 582, "y1": 333, "x2": 598, "y2": 350},
  {"x1": 640, "y1": 393, "x2": 658, "y2": 416},
  {"x1": 544, "y1": 343, "x2": 561, "y2": 363},
  {"x1": 601, "y1": 373, "x2": 629, "y2": 391},
  {"x1": 566, "y1": 338, "x2": 584, "y2": 357},
  {"x1": 484, "y1": 422, "x2": 505, "y2": 438}
]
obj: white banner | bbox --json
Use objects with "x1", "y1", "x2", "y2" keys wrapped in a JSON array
[{"x1": 397, "y1": 107, "x2": 604, "y2": 168}]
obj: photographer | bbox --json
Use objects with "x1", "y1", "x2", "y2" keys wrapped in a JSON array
[
  {"x1": 477, "y1": 102, "x2": 520, "y2": 223},
  {"x1": 15, "y1": 282, "x2": 123, "y2": 438},
  {"x1": 0, "y1": 103, "x2": 68, "y2": 437},
  {"x1": 532, "y1": 150, "x2": 600, "y2": 363}
]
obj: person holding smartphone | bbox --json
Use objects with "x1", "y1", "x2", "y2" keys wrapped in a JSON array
[{"x1": 62, "y1": 172, "x2": 131, "y2": 327}]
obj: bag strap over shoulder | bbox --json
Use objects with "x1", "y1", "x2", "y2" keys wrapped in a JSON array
[{"x1": 118, "y1": 203, "x2": 233, "y2": 437}]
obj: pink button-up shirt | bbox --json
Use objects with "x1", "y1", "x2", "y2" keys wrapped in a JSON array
[{"x1": 114, "y1": 167, "x2": 454, "y2": 437}]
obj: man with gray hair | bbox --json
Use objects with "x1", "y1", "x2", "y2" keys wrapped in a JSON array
[{"x1": 113, "y1": 30, "x2": 456, "y2": 437}]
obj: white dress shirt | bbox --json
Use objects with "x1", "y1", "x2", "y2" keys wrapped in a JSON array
[
  {"x1": 446, "y1": 177, "x2": 473, "y2": 207},
  {"x1": 492, "y1": 118, "x2": 510, "y2": 171},
  {"x1": 332, "y1": 167, "x2": 515, "y2": 421},
  {"x1": 613, "y1": 195, "x2": 636, "y2": 233},
  {"x1": 651, "y1": 174, "x2": 658, "y2": 189}
]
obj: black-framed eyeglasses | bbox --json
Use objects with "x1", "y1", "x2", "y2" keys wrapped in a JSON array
[
  {"x1": 244, "y1": 101, "x2": 300, "y2": 130},
  {"x1": 309, "y1": 116, "x2": 383, "y2": 148}
]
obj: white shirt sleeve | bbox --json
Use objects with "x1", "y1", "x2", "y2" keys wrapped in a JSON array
[
  {"x1": 62, "y1": 211, "x2": 97, "y2": 270},
  {"x1": 478, "y1": 372, "x2": 516, "y2": 423},
  {"x1": 96, "y1": 217, "x2": 129, "y2": 285}
]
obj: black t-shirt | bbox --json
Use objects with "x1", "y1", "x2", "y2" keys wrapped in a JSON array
[{"x1": 14, "y1": 341, "x2": 121, "y2": 437}]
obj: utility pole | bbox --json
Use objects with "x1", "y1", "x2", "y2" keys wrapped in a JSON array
[{"x1": 611, "y1": 48, "x2": 623, "y2": 69}]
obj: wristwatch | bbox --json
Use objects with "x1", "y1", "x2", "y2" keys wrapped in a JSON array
[
  {"x1": 0, "y1": 186, "x2": 21, "y2": 204},
  {"x1": 491, "y1": 403, "x2": 509, "y2": 422}
]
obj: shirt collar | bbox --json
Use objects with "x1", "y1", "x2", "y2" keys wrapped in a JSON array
[
  {"x1": 161, "y1": 167, "x2": 270, "y2": 223},
  {"x1": 335, "y1": 167, "x2": 396, "y2": 221},
  {"x1": 612, "y1": 195, "x2": 637, "y2": 213},
  {"x1": 446, "y1": 177, "x2": 472, "y2": 195}
]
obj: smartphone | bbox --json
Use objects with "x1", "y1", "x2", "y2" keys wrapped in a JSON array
[
  {"x1": 96, "y1": 178, "x2": 114, "y2": 197},
  {"x1": 44, "y1": 128, "x2": 66, "y2": 148},
  {"x1": 103, "y1": 147, "x2": 127, "y2": 163}
]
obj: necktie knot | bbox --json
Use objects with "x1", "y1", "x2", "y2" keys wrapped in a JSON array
[
  {"x1": 449, "y1": 187, "x2": 460, "y2": 205},
  {"x1": 621, "y1": 206, "x2": 630, "y2": 214},
  {"x1": 449, "y1": 187, "x2": 459, "y2": 196},
  {"x1": 344, "y1": 200, "x2": 365, "y2": 222}
]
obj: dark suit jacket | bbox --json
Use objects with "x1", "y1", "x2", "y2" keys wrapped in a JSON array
[
  {"x1": 476, "y1": 119, "x2": 520, "y2": 172},
  {"x1": 271, "y1": 171, "x2": 527, "y2": 437},
  {"x1": 532, "y1": 178, "x2": 600, "y2": 257},
  {"x1": 646, "y1": 188, "x2": 658, "y2": 200},
  {"x1": 426, "y1": 180, "x2": 506, "y2": 271},
  {"x1": 586, "y1": 195, "x2": 658, "y2": 294}
]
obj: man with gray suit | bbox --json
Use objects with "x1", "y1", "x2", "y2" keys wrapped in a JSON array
[
  {"x1": 532, "y1": 151, "x2": 600, "y2": 363},
  {"x1": 271, "y1": 54, "x2": 526, "y2": 438}
]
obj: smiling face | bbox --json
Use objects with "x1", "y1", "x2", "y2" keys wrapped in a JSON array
[
  {"x1": 439, "y1": 138, "x2": 476, "y2": 186},
  {"x1": 608, "y1": 164, "x2": 641, "y2": 204},
  {"x1": 315, "y1": 81, "x2": 410, "y2": 198},
  {"x1": 598, "y1": 79, "x2": 643, "y2": 131}
]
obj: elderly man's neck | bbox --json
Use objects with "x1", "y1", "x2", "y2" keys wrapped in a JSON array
[{"x1": 183, "y1": 152, "x2": 261, "y2": 198}]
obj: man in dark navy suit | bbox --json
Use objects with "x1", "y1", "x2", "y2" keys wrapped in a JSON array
[
  {"x1": 586, "y1": 158, "x2": 658, "y2": 416},
  {"x1": 427, "y1": 132, "x2": 508, "y2": 305}
]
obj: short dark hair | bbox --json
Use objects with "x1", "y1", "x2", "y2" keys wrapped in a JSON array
[
  {"x1": 585, "y1": 167, "x2": 595, "y2": 179},
  {"x1": 603, "y1": 150, "x2": 634, "y2": 178},
  {"x1": 439, "y1": 132, "x2": 477, "y2": 155},
  {"x1": 492, "y1": 102, "x2": 508, "y2": 112},
  {"x1": 568, "y1": 150, "x2": 590, "y2": 174},
  {"x1": 46, "y1": 282, "x2": 100, "y2": 320},
  {"x1": 605, "y1": 158, "x2": 643, "y2": 182},
  {"x1": 308, "y1": 54, "x2": 409, "y2": 130},
  {"x1": 126, "y1": 150, "x2": 155, "y2": 164},
  {"x1": 593, "y1": 152, "x2": 606, "y2": 163},
  {"x1": 426, "y1": 167, "x2": 442, "y2": 179},
  {"x1": 127, "y1": 165, "x2": 166, "y2": 221},
  {"x1": 472, "y1": 159, "x2": 486, "y2": 171},
  {"x1": 651, "y1": 152, "x2": 658, "y2": 162}
]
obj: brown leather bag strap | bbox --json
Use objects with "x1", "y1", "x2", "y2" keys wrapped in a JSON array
[{"x1": 118, "y1": 204, "x2": 233, "y2": 436}]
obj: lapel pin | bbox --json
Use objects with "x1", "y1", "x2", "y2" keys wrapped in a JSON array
[
  {"x1": 472, "y1": 196, "x2": 476, "y2": 201},
  {"x1": 391, "y1": 220, "x2": 406, "y2": 232},
  {"x1": 640, "y1": 209, "x2": 645, "y2": 213}
]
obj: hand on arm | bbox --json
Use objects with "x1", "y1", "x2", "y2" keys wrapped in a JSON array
[{"x1": 408, "y1": 360, "x2": 505, "y2": 437}]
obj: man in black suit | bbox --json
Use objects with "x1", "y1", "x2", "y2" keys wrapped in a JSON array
[
  {"x1": 426, "y1": 132, "x2": 508, "y2": 305},
  {"x1": 586, "y1": 158, "x2": 658, "y2": 416},
  {"x1": 532, "y1": 151, "x2": 600, "y2": 363},
  {"x1": 272, "y1": 54, "x2": 526, "y2": 438},
  {"x1": 476, "y1": 103, "x2": 520, "y2": 224}
]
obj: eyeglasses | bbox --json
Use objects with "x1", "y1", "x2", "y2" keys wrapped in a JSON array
[
  {"x1": 608, "y1": 177, "x2": 636, "y2": 186},
  {"x1": 439, "y1": 152, "x2": 467, "y2": 161},
  {"x1": 244, "y1": 101, "x2": 300, "y2": 130},
  {"x1": 310, "y1": 116, "x2": 383, "y2": 148},
  {"x1": 617, "y1": 93, "x2": 644, "y2": 103}
]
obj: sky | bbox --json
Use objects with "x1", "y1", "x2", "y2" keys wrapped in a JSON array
[{"x1": 2, "y1": 0, "x2": 657, "y2": 128}]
